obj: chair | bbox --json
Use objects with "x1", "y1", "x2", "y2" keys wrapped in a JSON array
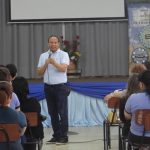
[
  {"x1": 0, "y1": 123, "x2": 20, "y2": 150},
  {"x1": 129, "y1": 109, "x2": 150, "y2": 149},
  {"x1": 103, "y1": 97, "x2": 121, "y2": 150},
  {"x1": 24, "y1": 112, "x2": 42, "y2": 150},
  {"x1": 118, "y1": 122, "x2": 129, "y2": 150}
]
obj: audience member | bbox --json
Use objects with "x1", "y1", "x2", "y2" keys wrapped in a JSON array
[
  {"x1": 119, "y1": 74, "x2": 141, "y2": 138},
  {"x1": 130, "y1": 63, "x2": 146, "y2": 75},
  {"x1": 0, "y1": 78, "x2": 27, "y2": 149},
  {"x1": 6, "y1": 64, "x2": 17, "y2": 80},
  {"x1": 104, "y1": 63, "x2": 146, "y2": 102},
  {"x1": 12, "y1": 76, "x2": 44, "y2": 150},
  {"x1": 124, "y1": 70, "x2": 150, "y2": 146},
  {"x1": 103, "y1": 63, "x2": 146, "y2": 149},
  {"x1": 144, "y1": 61, "x2": 150, "y2": 70},
  {"x1": 0, "y1": 66, "x2": 11, "y2": 82},
  {"x1": 5, "y1": 64, "x2": 20, "y2": 111}
]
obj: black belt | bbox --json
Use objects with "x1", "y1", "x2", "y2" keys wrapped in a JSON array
[{"x1": 45, "y1": 83, "x2": 66, "y2": 87}]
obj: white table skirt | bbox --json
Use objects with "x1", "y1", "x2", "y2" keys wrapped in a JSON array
[{"x1": 39, "y1": 91, "x2": 109, "y2": 127}]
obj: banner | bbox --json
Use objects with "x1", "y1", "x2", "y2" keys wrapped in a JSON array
[{"x1": 128, "y1": 3, "x2": 150, "y2": 72}]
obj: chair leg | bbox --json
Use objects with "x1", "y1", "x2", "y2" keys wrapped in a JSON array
[
  {"x1": 37, "y1": 139, "x2": 43, "y2": 150},
  {"x1": 119, "y1": 125, "x2": 122, "y2": 150},
  {"x1": 107, "y1": 123, "x2": 111, "y2": 149},
  {"x1": 106, "y1": 122, "x2": 109, "y2": 150},
  {"x1": 103, "y1": 120, "x2": 109, "y2": 150},
  {"x1": 103, "y1": 120, "x2": 106, "y2": 150}
]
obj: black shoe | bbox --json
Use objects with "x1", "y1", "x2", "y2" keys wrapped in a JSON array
[
  {"x1": 56, "y1": 138, "x2": 68, "y2": 145},
  {"x1": 40, "y1": 114, "x2": 47, "y2": 122},
  {"x1": 47, "y1": 138, "x2": 57, "y2": 144}
]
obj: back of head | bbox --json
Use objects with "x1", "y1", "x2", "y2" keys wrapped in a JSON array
[
  {"x1": 126, "y1": 74, "x2": 141, "y2": 98},
  {"x1": 6, "y1": 64, "x2": 17, "y2": 79},
  {"x1": 0, "y1": 81, "x2": 12, "y2": 106},
  {"x1": 130, "y1": 63, "x2": 146, "y2": 74},
  {"x1": 144, "y1": 61, "x2": 150, "y2": 70},
  {"x1": 0, "y1": 67, "x2": 11, "y2": 82},
  {"x1": 12, "y1": 76, "x2": 29, "y2": 103},
  {"x1": 138, "y1": 70, "x2": 150, "y2": 96}
]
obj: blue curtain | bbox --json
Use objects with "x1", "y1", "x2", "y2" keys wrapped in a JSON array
[{"x1": 29, "y1": 82, "x2": 126, "y2": 101}]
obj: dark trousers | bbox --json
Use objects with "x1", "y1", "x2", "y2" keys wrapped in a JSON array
[
  {"x1": 23, "y1": 144, "x2": 36, "y2": 150},
  {"x1": 128, "y1": 131, "x2": 150, "y2": 148},
  {"x1": 44, "y1": 83, "x2": 69, "y2": 139}
]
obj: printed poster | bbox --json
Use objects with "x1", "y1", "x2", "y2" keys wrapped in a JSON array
[{"x1": 128, "y1": 3, "x2": 150, "y2": 72}]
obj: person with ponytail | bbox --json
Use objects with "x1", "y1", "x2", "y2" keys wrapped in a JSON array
[
  {"x1": 124, "y1": 70, "x2": 150, "y2": 146},
  {"x1": 0, "y1": 81, "x2": 27, "y2": 150}
]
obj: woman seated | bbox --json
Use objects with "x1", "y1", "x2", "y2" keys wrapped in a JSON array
[
  {"x1": 0, "y1": 81, "x2": 27, "y2": 150},
  {"x1": 12, "y1": 76, "x2": 44, "y2": 150},
  {"x1": 124, "y1": 70, "x2": 150, "y2": 147},
  {"x1": 104, "y1": 63, "x2": 146, "y2": 103},
  {"x1": 119, "y1": 74, "x2": 141, "y2": 138}
]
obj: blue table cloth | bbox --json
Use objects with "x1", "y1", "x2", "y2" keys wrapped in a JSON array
[{"x1": 29, "y1": 82, "x2": 126, "y2": 101}]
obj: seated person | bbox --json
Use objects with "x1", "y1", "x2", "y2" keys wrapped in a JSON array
[
  {"x1": 129, "y1": 63, "x2": 146, "y2": 75},
  {"x1": 104, "y1": 63, "x2": 146, "y2": 103},
  {"x1": 0, "y1": 81, "x2": 27, "y2": 150},
  {"x1": 119, "y1": 74, "x2": 141, "y2": 137},
  {"x1": 124, "y1": 70, "x2": 150, "y2": 146},
  {"x1": 12, "y1": 76, "x2": 44, "y2": 149},
  {"x1": 0, "y1": 66, "x2": 20, "y2": 111},
  {"x1": 6, "y1": 64, "x2": 20, "y2": 111},
  {"x1": 144, "y1": 61, "x2": 150, "y2": 71}
]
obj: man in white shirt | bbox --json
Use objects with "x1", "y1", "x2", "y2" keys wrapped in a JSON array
[{"x1": 37, "y1": 35, "x2": 70, "y2": 144}]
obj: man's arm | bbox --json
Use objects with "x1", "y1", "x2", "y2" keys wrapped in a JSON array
[
  {"x1": 37, "y1": 56, "x2": 69, "y2": 75},
  {"x1": 49, "y1": 58, "x2": 68, "y2": 72},
  {"x1": 37, "y1": 58, "x2": 49, "y2": 76}
]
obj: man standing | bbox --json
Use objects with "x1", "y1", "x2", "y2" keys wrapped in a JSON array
[{"x1": 37, "y1": 35, "x2": 70, "y2": 144}]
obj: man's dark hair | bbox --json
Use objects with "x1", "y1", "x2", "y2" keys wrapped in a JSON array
[
  {"x1": 48, "y1": 35, "x2": 60, "y2": 43},
  {"x1": 6, "y1": 64, "x2": 17, "y2": 78}
]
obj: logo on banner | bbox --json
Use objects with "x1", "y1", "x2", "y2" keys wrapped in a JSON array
[{"x1": 131, "y1": 47, "x2": 149, "y2": 63}]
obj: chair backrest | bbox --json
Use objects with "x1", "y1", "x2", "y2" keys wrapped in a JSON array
[
  {"x1": 144, "y1": 114, "x2": 150, "y2": 131},
  {"x1": 135, "y1": 109, "x2": 150, "y2": 131},
  {"x1": 107, "y1": 97, "x2": 120, "y2": 109},
  {"x1": 25, "y1": 112, "x2": 38, "y2": 127},
  {"x1": 107, "y1": 97, "x2": 121, "y2": 124},
  {"x1": 0, "y1": 124, "x2": 20, "y2": 142}
]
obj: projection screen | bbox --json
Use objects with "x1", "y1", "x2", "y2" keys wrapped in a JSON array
[{"x1": 8, "y1": 0, "x2": 126, "y2": 23}]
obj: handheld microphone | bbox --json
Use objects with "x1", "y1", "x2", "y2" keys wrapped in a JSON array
[{"x1": 48, "y1": 51, "x2": 52, "y2": 58}]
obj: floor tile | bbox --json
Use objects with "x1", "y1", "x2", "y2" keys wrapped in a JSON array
[{"x1": 41, "y1": 126, "x2": 119, "y2": 150}]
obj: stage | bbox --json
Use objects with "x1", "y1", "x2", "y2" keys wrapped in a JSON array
[{"x1": 29, "y1": 76, "x2": 127, "y2": 127}]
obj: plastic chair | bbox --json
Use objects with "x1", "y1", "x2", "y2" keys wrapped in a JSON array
[
  {"x1": 129, "y1": 109, "x2": 150, "y2": 150},
  {"x1": 0, "y1": 123, "x2": 20, "y2": 150},
  {"x1": 24, "y1": 112, "x2": 42, "y2": 150},
  {"x1": 103, "y1": 97, "x2": 121, "y2": 150},
  {"x1": 118, "y1": 122, "x2": 130, "y2": 150}
]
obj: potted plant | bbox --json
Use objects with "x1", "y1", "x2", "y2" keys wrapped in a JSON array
[{"x1": 60, "y1": 35, "x2": 81, "y2": 70}]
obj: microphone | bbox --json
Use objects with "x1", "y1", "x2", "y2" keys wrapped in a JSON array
[{"x1": 48, "y1": 51, "x2": 52, "y2": 58}]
